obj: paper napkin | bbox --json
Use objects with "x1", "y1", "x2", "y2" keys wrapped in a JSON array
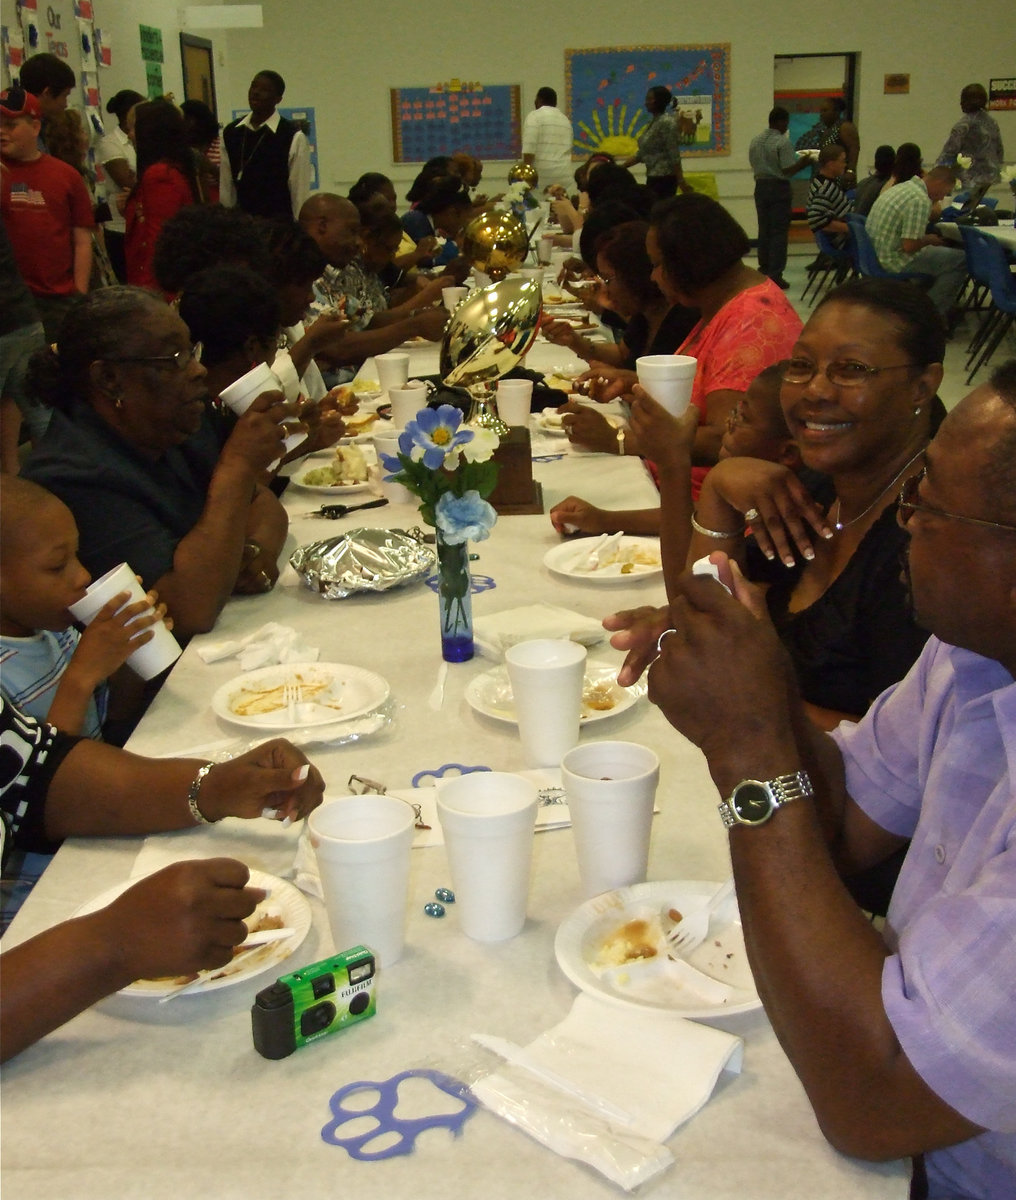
[
  {"x1": 472, "y1": 992, "x2": 743, "y2": 1189},
  {"x1": 472, "y1": 603, "x2": 605, "y2": 661}
]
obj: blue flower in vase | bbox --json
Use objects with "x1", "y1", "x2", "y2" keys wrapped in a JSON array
[
  {"x1": 401, "y1": 404, "x2": 474, "y2": 470},
  {"x1": 435, "y1": 490, "x2": 497, "y2": 545}
]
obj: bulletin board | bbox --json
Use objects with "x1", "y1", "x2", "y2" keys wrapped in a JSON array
[
  {"x1": 390, "y1": 81, "x2": 521, "y2": 163},
  {"x1": 565, "y1": 44, "x2": 730, "y2": 160}
]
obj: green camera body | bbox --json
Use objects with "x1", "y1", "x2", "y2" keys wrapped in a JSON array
[{"x1": 251, "y1": 946, "x2": 377, "y2": 1060}]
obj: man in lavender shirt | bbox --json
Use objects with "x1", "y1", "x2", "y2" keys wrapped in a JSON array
[{"x1": 610, "y1": 359, "x2": 1016, "y2": 1198}]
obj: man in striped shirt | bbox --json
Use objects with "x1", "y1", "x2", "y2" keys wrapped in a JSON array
[{"x1": 806, "y1": 144, "x2": 852, "y2": 247}]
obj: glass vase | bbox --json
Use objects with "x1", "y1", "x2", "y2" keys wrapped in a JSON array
[{"x1": 435, "y1": 532, "x2": 474, "y2": 662}]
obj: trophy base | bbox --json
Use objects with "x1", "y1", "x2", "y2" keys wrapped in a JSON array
[{"x1": 489, "y1": 427, "x2": 543, "y2": 515}]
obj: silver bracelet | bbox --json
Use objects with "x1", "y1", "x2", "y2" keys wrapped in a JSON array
[
  {"x1": 690, "y1": 511, "x2": 741, "y2": 539},
  {"x1": 187, "y1": 762, "x2": 216, "y2": 825}
]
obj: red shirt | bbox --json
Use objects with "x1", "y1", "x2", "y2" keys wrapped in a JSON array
[
  {"x1": 1, "y1": 153, "x2": 95, "y2": 296},
  {"x1": 679, "y1": 279, "x2": 802, "y2": 497},
  {"x1": 124, "y1": 163, "x2": 196, "y2": 290}
]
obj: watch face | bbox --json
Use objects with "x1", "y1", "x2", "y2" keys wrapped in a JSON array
[{"x1": 732, "y1": 782, "x2": 773, "y2": 824}]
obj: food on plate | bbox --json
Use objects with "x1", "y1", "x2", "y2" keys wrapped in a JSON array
[
  {"x1": 343, "y1": 411, "x2": 381, "y2": 435},
  {"x1": 543, "y1": 374, "x2": 576, "y2": 393},
  {"x1": 597, "y1": 542, "x2": 661, "y2": 572},
  {"x1": 351, "y1": 376, "x2": 380, "y2": 394},
  {"x1": 540, "y1": 408, "x2": 565, "y2": 429},
  {"x1": 142, "y1": 906, "x2": 287, "y2": 986},
  {"x1": 300, "y1": 445, "x2": 369, "y2": 487},
  {"x1": 582, "y1": 679, "x2": 617, "y2": 712},
  {"x1": 592, "y1": 916, "x2": 666, "y2": 968},
  {"x1": 325, "y1": 384, "x2": 358, "y2": 414},
  {"x1": 229, "y1": 673, "x2": 339, "y2": 717}
]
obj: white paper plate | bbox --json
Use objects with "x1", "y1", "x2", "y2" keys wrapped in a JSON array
[
  {"x1": 289, "y1": 469, "x2": 374, "y2": 496},
  {"x1": 535, "y1": 412, "x2": 568, "y2": 436},
  {"x1": 73, "y1": 869, "x2": 311, "y2": 998},
  {"x1": 212, "y1": 662, "x2": 390, "y2": 730},
  {"x1": 544, "y1": 537, "x2": 663, "y2": 583},
  {"x1": 465, "y1": 661, "x2": 645, "y2": 725},
  {"x1": 554, "y1": 880, "x2": 760, "y2": 1018}
]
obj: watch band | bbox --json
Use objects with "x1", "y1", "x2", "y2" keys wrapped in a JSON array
[{"x1": 718, "y1": 769, "x2": 813, "y2": 828}]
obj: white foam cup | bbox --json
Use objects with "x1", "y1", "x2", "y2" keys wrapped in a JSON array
[
  {"x1": 495, "y1": 378, "x2": 534, "y2": 426},
  {"x1": 539, "y1": 235, "x2": 555, "y2": 264},
  {"x1": 308, "y1": 794, "x2": 416, "y2": 967},
  {"x1": 387, "y1": 381, "x2": 428, "y2": 430},
  {"x1": 442, "y1": 286, "x2": 469, "y2": 313},
  {"x1": 68, "y1": 561, "x2": 181, "y2": 680},
  {"x1": 562, "y1": 741, "x2": 661, "y2": 898},
  {"x1": 504, "y1": 638, "x2": 587, "y2": 768},
  {"x1": 374, "y1": 352, "x2": 410, "y2": 394},
  {"x1": 373, "y1": 431, "x2": 415, "y2": 504},
  {"x1": 635, "y1": 354, "x2": 698, "y2": 418},
  {"x1": 219, "y1": 361, "x2": 307, "y2": 456},
  {"x1": 436, "y1": 772, "x2": 539, "y2": 941}
]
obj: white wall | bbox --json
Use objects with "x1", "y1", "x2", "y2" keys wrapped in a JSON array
[{"x1": 60, "y1": 1, "x2": 1016, "y2": 231}]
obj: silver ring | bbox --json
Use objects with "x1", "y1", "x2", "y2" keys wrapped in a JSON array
[
  {"x1": 655, "y1": 627, "x2": 678, "y2": 653},
  {"x1": 744, "y1": 508, "x2": 760, "y2": 523}
]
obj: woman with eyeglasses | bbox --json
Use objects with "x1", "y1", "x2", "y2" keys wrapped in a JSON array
[
  {"x1": 22, "y1": 286, "x2": 292, "y2": 642},
  {"x1": 685, "y1": 278, "x2": 946, "y2": 733}
]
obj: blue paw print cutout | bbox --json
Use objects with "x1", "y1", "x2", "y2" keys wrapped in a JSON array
[
  {"x1": 411, "y1": 762, "x2": 491, "y2": 789},
  {"x1": 321, "y1": 1069, "x2": 477, "y2": 1160}
]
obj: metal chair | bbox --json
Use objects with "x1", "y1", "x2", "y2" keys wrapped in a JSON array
[
  {"x1": 800, "y1": 228, "x2": 855, "y2": 306},
  {"x1": 958, "y1": 225, "x2": 1001, "y2": 380},
  {"x1": 845, "y1": 213, "x2": 934, "y2": 287},
  {"x1": 961, "y1": 228, "x2": 1016, "y2": 381}
]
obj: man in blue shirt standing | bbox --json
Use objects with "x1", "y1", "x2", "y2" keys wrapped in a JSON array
[{"x1": 748, "y1": 107, "x2": 811, "y2": 290}]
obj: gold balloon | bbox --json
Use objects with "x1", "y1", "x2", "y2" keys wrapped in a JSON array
[
  {"x1": 460, "y1": 208, "x2": 529, "y2": 282},
  {"x1": 507, "y1": 161, "x2": 539, "y2": 190},
  {"x1": 440, "y1": 277, "x2": 543, "y2": 435}
]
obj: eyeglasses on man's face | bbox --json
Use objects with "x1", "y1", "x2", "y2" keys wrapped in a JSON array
[
  {"x1": 782, "y1": 357, "x2": 919, "y2": 388},
  {"x1": 897, "y1": 469, "x2": 1016, "y2": 534},
  {"x1": 104, "y1": 342, "x2": 204, "y2": 371}
]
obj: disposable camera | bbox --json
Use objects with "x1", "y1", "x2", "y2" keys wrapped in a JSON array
[{"x1": 251, "y1": 945, "x2": 377, "y2": 1060}]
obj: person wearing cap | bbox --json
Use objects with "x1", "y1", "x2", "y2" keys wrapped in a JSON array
[{"x1": 0, "y1": 86, "x2": 94, "y2": 342}]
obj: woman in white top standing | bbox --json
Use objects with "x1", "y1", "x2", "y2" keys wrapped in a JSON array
[{"x1": 94, "y1": 89, "x2": 142, "y2": 282}]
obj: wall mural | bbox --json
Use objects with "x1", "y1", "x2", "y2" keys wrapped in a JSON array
[{"x1": 565, "y1": 44, "x2": 730, "y2": 161}]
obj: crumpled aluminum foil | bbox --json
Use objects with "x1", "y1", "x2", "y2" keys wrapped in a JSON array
[{"x1": 290, "y1": 527, "x2": 436, "y2": 599}]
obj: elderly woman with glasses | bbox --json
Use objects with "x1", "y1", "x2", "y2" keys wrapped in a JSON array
[{"x1": 22, "y1": 287, "x2": 292, "y2": 641}]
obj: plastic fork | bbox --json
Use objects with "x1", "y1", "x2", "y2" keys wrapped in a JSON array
[
  {"x1": 283, "y1": 680, "x2": 303, "y2": 723},
  {"x1": 663, "y1": 878, "x2": 736, "y2": 956}
]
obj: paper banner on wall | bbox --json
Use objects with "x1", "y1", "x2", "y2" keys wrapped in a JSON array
[
  {"x1": 78, "y1": 18, "x2": 95, "y2": 69},
  {"x1": 74, "y1": 1, "x2": 95, "y2": 18},
  {"x1": 93, "y1": 27, "x2": 112, "y2": 68},
  {"x1": 139, "y1": 24, "x2": 164, "y2": 64},
  {"x1": 3, "y1": 23, "x2": 25, "y2": 75},
  {"x1": 565, "y1": 44, "x2": 730, "y2": 159},
  {"x1": 86, "y1": 104, "x2": 103, "y2": 136},
  {"x1": 146, "y1": 60, "x2": 163, "y2": 96},
  {"x1": 80, "y1": 71, "x2": 99, "y2": 108}
]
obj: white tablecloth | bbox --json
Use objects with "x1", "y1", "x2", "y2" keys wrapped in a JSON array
[{"x1": 0, "y1": 357, "x2": 907, "y2": 1200}]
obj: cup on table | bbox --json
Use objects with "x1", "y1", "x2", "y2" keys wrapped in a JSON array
[
  {"x1": 504, "y1": 638, "x2": 587, "y2": 768},
  {"x1": 219, "y1": 361, "x2": 307, "y2": 456},
  {"x1": 375, "y1": 352, "x2": 410, "y2": 395},
  {"x1": 562, "y1": 741, "x2": 660, "y2": 899},
  {"x1": 442, "y1": 286, "x2": 469, "y2": 313},
  {"x1": 373, "y1": 431, "x2": 415, "y2": 504},
  {"x1": 635, "y1": 354, "x2": 698, "y2": 418},
  {"x1": 436, "y1": 772, "x2": 539, "y2": 942},
  {"x1": 68, "y1": 561, "x2": 181, "y2": 681},
  {"x1": 472, "y1": 270, "x2": 491, "y2": 289},
  {"x1": 495, "y1": 378, "x2": 534, "y2": 427},
  {"x1": 519, "y1": 266, "x2": 544, "y2": 288},
  {"x1": 538, "y1": 235, "x2": 555, "y2": 265},
  {"x1": 387, "y1": 381, "x2": 429, "y2": 430},
  {"x1": 308, "y1": 794, "x2": 416, "y2": 967}
]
